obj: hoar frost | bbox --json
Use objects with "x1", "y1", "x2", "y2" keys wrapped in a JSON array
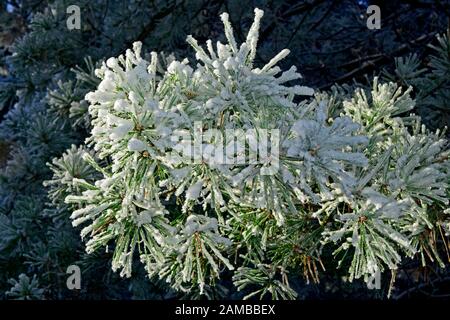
[{"x1": 54, "y1": 8, "x2": 450, "y2": 298}]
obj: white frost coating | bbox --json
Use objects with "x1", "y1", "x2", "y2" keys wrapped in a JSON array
[
  {"x1": 60, "y1": 7, "x2": 450, "y2": 296},
  {"x1": 127, "y1": 138, "x2": 147, "y2": 152},
  {"x1": 245, "y1": 8, "x2": 264, "y2": 64},
  {"x1": 261, "y1": 49, "x2": 290, "y2": 72},
  {"x1": 186, "y1": 180, "x2": 203, "y2": 200},
  {"x1": 114, "y1": 99, "x2": 128, "y2": 111},
  {"x1": 293, "y1": 85, "x2": 315, "y2": 96}
]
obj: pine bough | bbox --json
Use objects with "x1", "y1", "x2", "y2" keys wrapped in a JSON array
[{"x1": 46, "y1": 9, "x2": 450, "y2": 299}]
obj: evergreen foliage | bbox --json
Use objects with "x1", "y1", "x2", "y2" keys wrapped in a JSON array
[
  {"x1": 56, "y1": 9, "x2": 450, "y2": 299},
  {"x1": 0, "y1": 1, "x2": 449, "y2": 300}
]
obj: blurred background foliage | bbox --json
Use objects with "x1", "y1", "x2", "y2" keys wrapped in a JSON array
[{"x1": 0, "y1": 0, "x2": 449, "y2": 299}]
